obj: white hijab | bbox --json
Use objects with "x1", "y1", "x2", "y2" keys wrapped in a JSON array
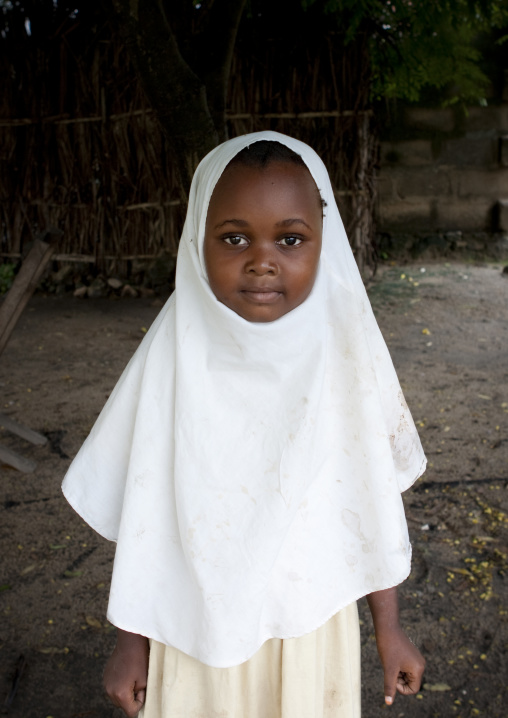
[{"x1": 62, "y1": 131, "x2": 425, "y2": 668}]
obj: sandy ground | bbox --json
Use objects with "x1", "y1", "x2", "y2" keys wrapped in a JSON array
[{"x1": 0, "y1": 260, "x2": 507, "y2": 717}]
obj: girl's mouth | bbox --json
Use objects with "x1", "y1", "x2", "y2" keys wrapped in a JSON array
[{"x1": 240, "y1": 289, "x2": 283, "y2": 303}]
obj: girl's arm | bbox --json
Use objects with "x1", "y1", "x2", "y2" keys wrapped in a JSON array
[
  {"x1": 103, "y1": 628, "x2": 149, "y2": 718},
  {"x1": 366, "y1": 587, "x2": 425, "y2": 706}
]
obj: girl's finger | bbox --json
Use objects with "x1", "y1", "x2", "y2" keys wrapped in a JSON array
[
  {"x1": 135, "y1": 688, "x2": 146, "y2": 707},
  {"x1": 384, "y1": 667, "x2": 399, "y2": 705},
  {"x1": 396, "y1": 671, "x2": 420, "y2": 695}
]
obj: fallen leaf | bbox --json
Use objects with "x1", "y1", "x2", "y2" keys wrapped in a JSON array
[
  {"x1": 424, "y1": 683, "x2": 451, "y2": 692},
  {"x1": 37, "y1": 646, "x2": 69, "y2": 655},
  {"x1": 20, "y1": 564, "x2": 36, "y2": 575},
  {"x1": 445, "y1": 567, "x2": 472, "y2": 576},
  {"x1": 422, "y1": 328, "x2": 431, "y2": 335},
  {"x1": 85, "y1": 616, "x2": 102, "y2": 629},
  {"x1": 474, "y1": 536, "x2": 496, "y2": 543}
]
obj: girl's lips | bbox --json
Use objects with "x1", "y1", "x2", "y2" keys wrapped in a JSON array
[{"x1": 241, "y1": 289, "x2": 283, "y2": 303}]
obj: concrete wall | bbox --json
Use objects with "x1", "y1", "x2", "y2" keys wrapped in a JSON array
[{"x1": 377, "y1": 106, "x2": 508, "y2": 233}]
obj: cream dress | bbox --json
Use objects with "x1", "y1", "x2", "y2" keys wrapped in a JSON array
[{"x1": 140, "y1": 603, "x2": 361, "y2": 718}]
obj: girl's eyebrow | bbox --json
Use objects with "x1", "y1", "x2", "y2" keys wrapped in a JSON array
[
  {"x1": 276, "y1": 218, "x2": 312, "y2": 230},
  {"x1": 214, "y1": 218, "x2": 312, "y2": 230},
  {"x1": 213, "y1": 219, "x2": 249, "y2": 230}
]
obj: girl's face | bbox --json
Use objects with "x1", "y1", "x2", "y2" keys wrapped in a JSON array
[{"x1": 204, "y1": 161, "x2": 323, "y2": 323}]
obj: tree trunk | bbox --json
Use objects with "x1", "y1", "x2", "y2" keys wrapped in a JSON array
[
  {"x1": 111, "y1": 0, "x2": 219, "y2": 194},
  {"x1": 350, "y1": 112, "x2": 377, "y2": 274},
  {"x1": 110, "y1": 0, "x2": 247, "y2": 194}
]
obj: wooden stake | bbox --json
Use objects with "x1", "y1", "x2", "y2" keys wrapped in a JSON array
[
  {"x1": 0, "y1": 445, "x2": 36, "y2": 473},
  {"x1": 0, "y1": 412, "x2": 47, "y2": 446},
  {"x1": 0, "y1": 228, "x2": 61, "y2": 359}
]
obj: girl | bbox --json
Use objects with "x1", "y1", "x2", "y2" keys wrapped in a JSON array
[{"x1": 62, "y1": 131, "x2": 426, "y2": 717}]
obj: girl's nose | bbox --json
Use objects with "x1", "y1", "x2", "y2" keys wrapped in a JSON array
[{"x1": 244, "y1": 244, "x2": 279, "y2": 275}]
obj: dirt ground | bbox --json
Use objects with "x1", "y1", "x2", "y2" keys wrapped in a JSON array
[{"x1": 0, "y1": 260, "x2": 507, "y2": 718}]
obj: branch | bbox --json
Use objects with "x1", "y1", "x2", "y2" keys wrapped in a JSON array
[{"x1": 173, "y1": 0, "x2": 247, "y2": 140}]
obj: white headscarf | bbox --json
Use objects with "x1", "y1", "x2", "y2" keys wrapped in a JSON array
[{"x1": 62, "y1": 131, "x2": 425, "y2": 668}]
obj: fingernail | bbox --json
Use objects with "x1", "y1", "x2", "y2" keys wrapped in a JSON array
[{"x1": 385, "y1": 696, "x2": 393, "y2": 705}]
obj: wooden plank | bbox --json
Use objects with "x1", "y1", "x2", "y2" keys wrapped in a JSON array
[
  {"x1": 0, "y1": 444, "x2": 36, "y2": 473},
  {"x1": 0, "y1": 412, "x2": 47, "y2": 446},
  {"x1": 0, "y1": 228, "x2": 61, "y2": 358}
]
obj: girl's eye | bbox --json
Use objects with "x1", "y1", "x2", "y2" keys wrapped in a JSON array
[
  {"x1": 278, "y1": 236, "x2": 303, "y2": 247},
  {"x1": 223, "y1": 236, "x2": 248, "y2": 246}
]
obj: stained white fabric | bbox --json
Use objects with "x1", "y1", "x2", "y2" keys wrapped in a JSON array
[{"x1": 62, "y1": 131, "x2": 426, "y2": 668}]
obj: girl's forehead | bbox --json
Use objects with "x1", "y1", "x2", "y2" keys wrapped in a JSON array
[{"x1": 207, "y1": 161, "x2": 322, "y2": 214}]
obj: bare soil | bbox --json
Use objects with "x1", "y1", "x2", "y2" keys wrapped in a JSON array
[{"x1": 0, "y1": 261, "x2": 507, "y2": 718}]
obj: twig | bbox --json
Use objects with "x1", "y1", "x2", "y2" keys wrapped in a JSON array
[
  {"x1": 2, "y1": 655, "x2": 27, "y2": 712},
  {"x1": 413, "y1": 477, "x2": 508, "y2": 492}
]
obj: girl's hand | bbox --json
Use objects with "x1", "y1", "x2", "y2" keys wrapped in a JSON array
[
  {"x1": 375, "y1": 625, "x2": 426, "y2": 704},
  {"x1": 103, "y1": 629, "x2": 149, "y2": 718},
  {"x1": 367, "y1": 586, "x2": 425, "y2": 705}
]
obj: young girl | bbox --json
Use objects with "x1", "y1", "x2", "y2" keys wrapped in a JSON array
[{"x1": 62, "y1": 131, "x2": 426, "y2": 718}]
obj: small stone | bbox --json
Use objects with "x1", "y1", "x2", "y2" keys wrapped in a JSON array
[
  {"x1": 73, "y1": 286, "x2": 87, "y2": 298},
  {"x1": 121, "y1": 284, "x2": 138, "y2": 298},
  {"x1": 138, "y1": 286, "x2": 155, "y2": 298},
  {"x1": 87, "y1": 277, "x2": 107, "y2": 298},
  {"x1": 107, "y1": 278, "x2": 123, "y2": 290},
  {"x1": 52, "y1": 265, "x2": 74, "y2": 284}
]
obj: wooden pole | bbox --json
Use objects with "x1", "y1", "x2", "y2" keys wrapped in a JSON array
[
  {"x1": 0, "y1": 412, "x2": 47, "y2": 446},
  {"x1": 0, "y1": 445, "x2": 36, "y2": 474},
  {"x1": 0, "y1": 228, "x2": 61, "y2": 359}
]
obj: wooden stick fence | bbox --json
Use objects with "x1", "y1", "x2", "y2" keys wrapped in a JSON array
[{"x1": 0, "y1": 21, "x2": 377, "y2": 273}]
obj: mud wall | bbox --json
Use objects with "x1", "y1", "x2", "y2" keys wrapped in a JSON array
[{"x1": 377, "y1": 106, "x2": 508, "y2": 233}]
